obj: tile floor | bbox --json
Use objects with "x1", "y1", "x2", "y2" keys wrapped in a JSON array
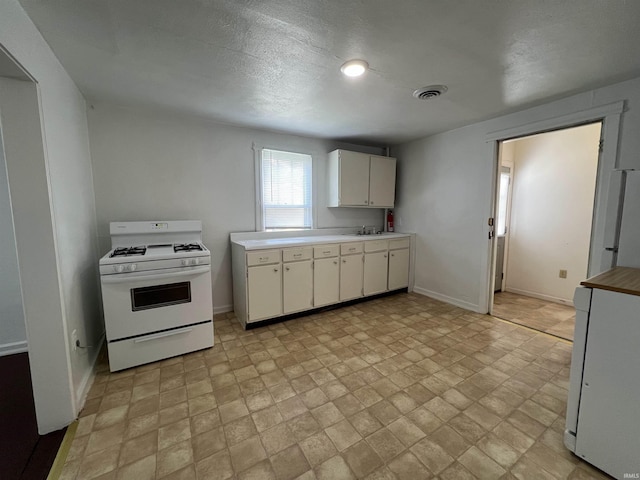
[
  {"x1": 492, "y1": 292, "x2": 576, "y2": 341},
  {"x1": 59, "y1": 293, "x2": 611, "y2": 480}
]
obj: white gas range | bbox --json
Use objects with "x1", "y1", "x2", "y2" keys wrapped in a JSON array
[{"x1": 99, "y1": 220, "x2": 214, "y2": 371}]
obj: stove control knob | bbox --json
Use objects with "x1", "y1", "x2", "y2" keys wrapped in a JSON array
[
  {"x1": 190, "y1": 258, "x2": 199, "y2": 265},
  {"x1": 129, "y1": 264, "x2": 137, "y2": 272},
  {"x1": 181, "y1": 259, "x2": 188, "y2": 266},
  {"x1": 114, "y1": 265, "x2": 125, "y2": 273}
]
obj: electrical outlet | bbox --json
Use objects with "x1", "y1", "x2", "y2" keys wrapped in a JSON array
[
  {"x1": 71, "y1": 329, "x2": 78, "y2": 351},
  {"x1": 559, "y1": 269, "x2": 568, "y2": 279}
]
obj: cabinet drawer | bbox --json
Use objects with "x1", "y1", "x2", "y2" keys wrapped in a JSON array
[
  {"x1": 247, "y1": 250, "x2": 281, "y2": 266},
  {"x1": 314, "y1": 244, "x2": 340, "y2": 258},
  {"x1": 341, "y1": 242, "x2": 363, "y2": 255},
  {"x1": 389, "y1": 238, "x2": 410, "y2": 250},
  {"x1": 283, "y1": 247, "x2": 313, "y2": 262},
  {"x1": 364, "y1": 239, "x2": 388, "y2": 253}
]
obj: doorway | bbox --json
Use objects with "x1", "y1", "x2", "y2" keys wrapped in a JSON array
[
  {"x1": 490, "y1": 123, "x2": 602, "y2": 341},
  {"x1": 0, "y1": 50, "x2": 67, "y2": 477}
]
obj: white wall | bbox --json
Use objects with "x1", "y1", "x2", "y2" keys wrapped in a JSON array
[
  {"x1": 394, "y1": 76, "x2": 640, "y2": 313},
  {"x1": 0, "y1": 1, "x2": 101, "y2": 433},
  {"x1": 87, "y1": 102, "x2": 385, "y2": 312},
  {"x1": 0, "y1": 123, "x2": 26, "y2": 355},
  {"x1": 505, "y1": 124, "x2": 600, "y2": 303}
]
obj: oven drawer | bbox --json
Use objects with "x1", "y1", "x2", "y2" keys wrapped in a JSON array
[{"x1": 107, "y1": 321, "x2": 214, "y2": 372}]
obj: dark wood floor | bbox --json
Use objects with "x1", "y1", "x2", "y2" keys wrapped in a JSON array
[{"x1": 0, "y1": 352, "x2": 66, "y2": 479}]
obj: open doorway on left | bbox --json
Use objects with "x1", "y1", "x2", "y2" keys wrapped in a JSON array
[{"x1": 0, "y1": 50, "x2": 66, "y2": 479}]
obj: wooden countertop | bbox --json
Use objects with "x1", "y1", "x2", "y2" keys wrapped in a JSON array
[{"x1": 581, "y1": 267, "x2": 640, "y2": 297}]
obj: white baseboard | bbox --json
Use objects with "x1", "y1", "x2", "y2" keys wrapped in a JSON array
[
  {"x1": 412, "y1": 287, "x2": 483, "y2": 313},
  {"x1": 0, "y1": 340, "x2": 28, "y2": 357},
  {"x1": 504, "y1": 287, "x2": 574, "y2": 306},
  {"x1": 214, "y1": 304, "x2": 233, "y2": 315},
  {"x1": 74, "y1": 334, "x2": 105, "y2": 415}
]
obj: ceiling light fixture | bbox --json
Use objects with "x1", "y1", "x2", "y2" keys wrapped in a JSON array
[{"x1": 340, "y1": 59, "x2": 369, "y2": 77}]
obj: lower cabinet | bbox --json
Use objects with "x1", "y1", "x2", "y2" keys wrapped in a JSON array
[
  {"x1": 388, "y1": 248, "x2": 410, "y2": 290},
  {"x1": 283, "y1": 260, "x2": 313, "y2": 313},
  {"x1": 248, "y1": 264, "x2": 282, "y2": 322},
  {"x1": 364, "y1": 251, "x2": 389, "y2": 295},
  {"x1": 233, "y1": 235, "x2": 411, "y2": 327},
  {"x1": 314, "y1": 257, "x2": 340, "y2": 307},
  {"x1": 340, "y1": 254, "x2": 364, "y2": 301}
]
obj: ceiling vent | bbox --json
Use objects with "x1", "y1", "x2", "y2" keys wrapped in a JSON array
[{"x1": 413, "y1": 85, "x2": 448, "y2": 100}]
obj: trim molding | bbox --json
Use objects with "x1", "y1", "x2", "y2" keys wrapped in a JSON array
[
  {"x1": 213, "y1": 304, "x2": 233, "y2": 315},
  {"x1": 0, "y1": 340, "x2": 28, "y2": 357},
  {"x1": 504, "y1": 287, "x2": 574, "y2": 306},
  {"x1": 74, "y1": 335, "x2": 105, "y2": 416},
  {"x1": 485, "y1": 101, "x2": 625, "y2": 142},
  {"x1": 412, "y1": 286, "x2": 482, "y2": 313}
]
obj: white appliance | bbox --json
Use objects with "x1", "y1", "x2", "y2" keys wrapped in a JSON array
[
  {"x1": 565, "y1": 271, "x2": 640, "y2": 479},
  {"x1": 99, "y1": 220, "x2": 214, "y2": 371}
]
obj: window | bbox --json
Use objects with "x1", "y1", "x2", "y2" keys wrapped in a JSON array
[{"x1": 260, "y1": 148, "x2": 313, "y2": 230}]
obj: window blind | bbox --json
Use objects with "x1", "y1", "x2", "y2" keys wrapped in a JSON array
[{"x1": 261, "y1": 149, "x2": 313, "y2": 230}]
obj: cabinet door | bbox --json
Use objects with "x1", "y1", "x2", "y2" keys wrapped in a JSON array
[
  {"x1": 369, "y1": 155, "x2": 396, "y2": 208},
  {"x1": 248, "y1": 264, "x2": 282, "y2": 322},
  {"x1": 314, "y1": 257, "x2": 340, "y2": 307},
  {"x1": 388, "y1": 248, "x2": 409, "y2": 290},
  {"x1": 339, "y1": 151, "x2": 370, "y2": 206},
  {"x1": 283, "y1": 260, "x2": 313, "y2": 314},
  {"x1": 340, "y1": 254, "x2": 364, "y2": 301},
  {"x1": 364, "y1": 251, "x2": 389, "y2": 295}
]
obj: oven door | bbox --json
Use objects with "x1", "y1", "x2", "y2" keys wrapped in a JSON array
[{"x1": 101, "y1": 265, "x2": 212, "y2": 341}]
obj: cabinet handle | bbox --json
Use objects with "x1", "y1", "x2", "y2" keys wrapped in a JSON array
[
  {"x1": 274, "y1": 268, "x2": 279, "y2": 272},
  {"x1": 391, "y1": 253, "x2": 395, "y2": 257},
  {"x1": 285, "y1": 266, "x2": 290, "y2": 271},
  {"x1": 342, "y1": 259, "x2": 346, "y2": 263},
  {"x1": 333, "y1": 261, "x2": 338, "y2": 265},
  {"x1": 370, "y1": 201, "x2": 374, "y2": 205},
  {"x1": 364, "y1": 200, "x2": 368, "y2": 204},
  {"x1": 383, "y1": 254, "x2": 387, "y2": 258}
]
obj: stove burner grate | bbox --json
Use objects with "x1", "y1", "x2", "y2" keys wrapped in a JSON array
[
  {"x1": 174, "y1": 243, "x2": 203, "y2": 253},
  {"x1": 111, "y1": 246, "x2": 147, "y2": 257}
]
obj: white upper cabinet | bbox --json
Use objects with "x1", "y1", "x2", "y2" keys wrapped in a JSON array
[
  {"x1": 327, "y1": 149, "x2": 396, "y2": 208},
  {"x1": 369, "y1": 155, "x2": 397, "y2": 208}
]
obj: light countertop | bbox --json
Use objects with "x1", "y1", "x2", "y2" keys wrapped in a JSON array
[{"x1": 232, "y1": 233, "x2": 411, "y2": 250}]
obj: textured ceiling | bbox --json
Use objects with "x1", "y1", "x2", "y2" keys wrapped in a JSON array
[{"x1": 17, "y1": 0, "x2": 640, "y2": 145}]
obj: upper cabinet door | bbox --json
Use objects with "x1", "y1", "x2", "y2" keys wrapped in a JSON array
[
  {"x1": 339, "y1": 150, "x2": 370, "y2": 206},
  {"x1": 369, "y1": 155, "x2": 396, "y2": 208}
]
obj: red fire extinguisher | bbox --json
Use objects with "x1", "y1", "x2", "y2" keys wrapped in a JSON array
[{"x1": 387, "y1": 210, "x2": 394, "y2": 232}]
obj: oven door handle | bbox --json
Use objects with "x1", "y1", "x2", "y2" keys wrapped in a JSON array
[
  {"x1": 101, "y1": 266, "x2": 211, "y2": 284},
  {"x1": 134, "y1": 327, "x2": 193, "y2": 343}
]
